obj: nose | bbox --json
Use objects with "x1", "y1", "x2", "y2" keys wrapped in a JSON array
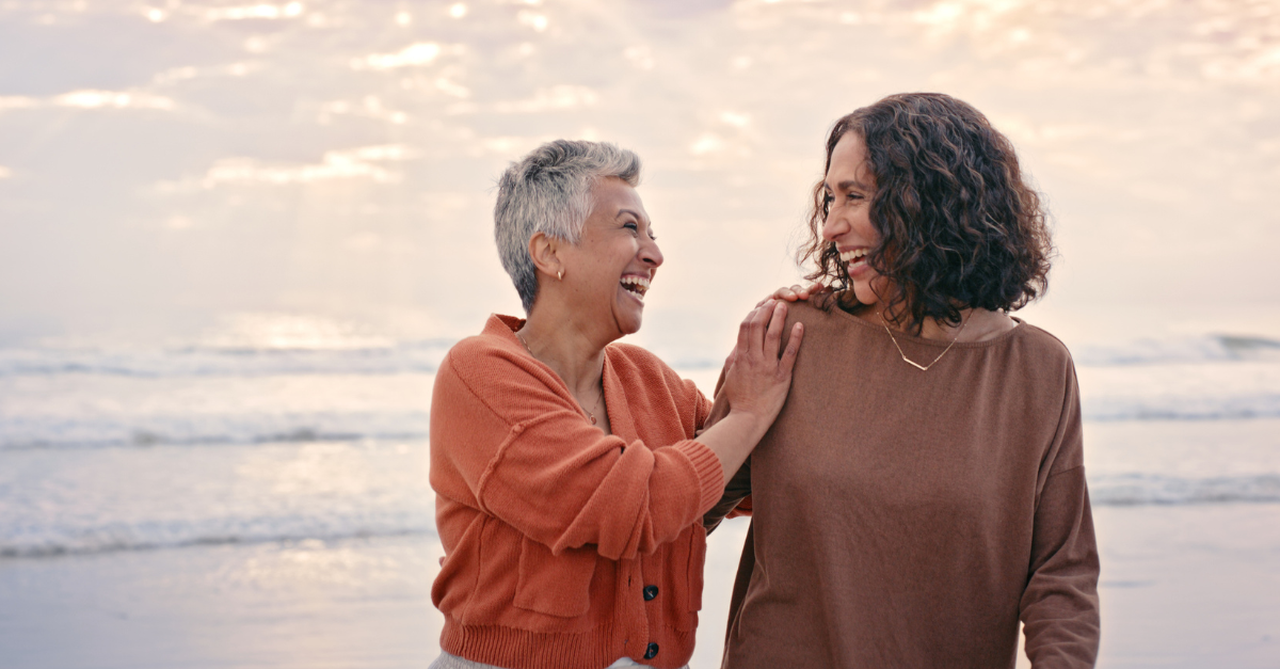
[
  {"x1": 821, "y1": 207, "x2": 849, "y2": 243},
  {"x1": 639, "y1": 235, "x2": 664, "y2": 268}
]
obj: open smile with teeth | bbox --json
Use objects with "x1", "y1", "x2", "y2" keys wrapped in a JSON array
[
  {"x1": 839, "y1": 248, "x2": 869, "y2": 267},
  {"x1": 620, "y1": 275, "x2": 651, "y2": 302}
]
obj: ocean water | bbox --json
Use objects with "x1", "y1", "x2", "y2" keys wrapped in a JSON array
[
  {"x1": 3, "y1": 330, "x2": 1279, "y2": 559},
  {"x1": 1, "y1": 326, "x2": 1279, "y2": 667}
]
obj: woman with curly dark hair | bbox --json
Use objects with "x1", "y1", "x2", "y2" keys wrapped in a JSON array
[{"x1": 705, "y1": 93, "x2": 1101, "y2": 668}]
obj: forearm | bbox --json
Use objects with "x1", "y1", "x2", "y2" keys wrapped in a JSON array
[
  {"x1": 695, "y1": 409, "x2": 772, "y2": 483},
  {"x1": 703, "y1": 457, "x2": 751, "y2": 532}
]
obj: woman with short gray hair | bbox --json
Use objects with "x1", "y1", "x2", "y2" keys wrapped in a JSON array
[{"x1": 429, "y1": 139, "x2": 804, "y2": 669}]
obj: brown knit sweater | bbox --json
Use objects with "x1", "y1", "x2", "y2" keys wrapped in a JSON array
[
  {"x1": 705, "y1": 301, "x2": 1100, "y2": 668},
  {"x1": 430, "y1": 315, "x2": 725, "y2": 669}
]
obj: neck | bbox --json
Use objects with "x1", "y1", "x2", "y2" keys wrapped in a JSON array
[
  {"x1": 518, "y1": 303, "x2": 610, "y2": 396},
  {"x1": 857, "y1": 302, "x2": 1016, "y2": 343}
]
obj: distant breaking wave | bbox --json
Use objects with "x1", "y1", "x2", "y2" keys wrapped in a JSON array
[
  {"x1": 6, "y1": 386, "x2": 1280, "y2": 451},
  {"x1": 0, "y1": 340, "x2": 456, "y2": 378},
  {"x1": 1090, "y1": 473, "x2": 1280, "y2": 506},
  {"x1": 0, "y1": 333, "x2": 1277, "y2": 379},
  {"x1": 3, "y1": 473, "x2": 1277, "y2": 559},
  {"x1": 1081, "y1": 394, "x2": 1280, "y2": 421},
  {"x1": 0, "y1": 410, "x2": 429, "y2": 450},
  {"x1": 1073, "y1": 333, "x2": 1280, "y2": 366},
  {"x1": 0, "y1": 515, "x2": 436, "y2": 559}
]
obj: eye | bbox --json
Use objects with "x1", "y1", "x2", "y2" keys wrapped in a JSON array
[{"x1": 623, "y1": 221, "x2": 639, "y2": 233}]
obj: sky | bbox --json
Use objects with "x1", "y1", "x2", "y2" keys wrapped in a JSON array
[{"x1": 1, "y1": 0, "x2": 1278, "y2": 358}]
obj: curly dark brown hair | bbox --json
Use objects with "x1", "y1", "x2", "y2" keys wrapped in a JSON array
[{"x1": 798, "y1": 92, "x2": 1053, "y2": 333}]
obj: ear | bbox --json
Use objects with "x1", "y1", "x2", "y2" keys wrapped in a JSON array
[{"x1": 527, "y1": 232, "x2": 564, "y2": 280}]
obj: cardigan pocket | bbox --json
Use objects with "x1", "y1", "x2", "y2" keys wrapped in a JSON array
[
  {"x1": 668, "y1": 524, "x2": 706, "y2": 631},
  {"x1": 686, "y1": 523, "x2": 707, "y2": 613},
  {"x1": 513, "y1": 537, "x2": 597, "y2": 618}
]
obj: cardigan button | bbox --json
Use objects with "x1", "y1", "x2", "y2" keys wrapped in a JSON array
[
  {"x1": 643, "y1": 585, "x2": 659, "y2": 601},
  {"x1": 644, "y1": 642, "x2": 659, "y2": 660}
]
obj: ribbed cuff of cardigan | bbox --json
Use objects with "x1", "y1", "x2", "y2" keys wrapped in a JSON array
[{"x1": 676, "y1": 440, "x2": 725, "y2": 517}]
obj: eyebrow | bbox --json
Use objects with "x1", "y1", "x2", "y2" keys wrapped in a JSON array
[
  {"x1": 834, "y1": 179, "x2": 871, "y2": 191},
  {"x1": 616, "y1": 208, "x2": 644, "y2": 220}
]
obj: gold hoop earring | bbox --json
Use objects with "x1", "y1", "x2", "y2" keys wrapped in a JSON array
[{"x1": 557, "y1": 270, "x2": 564, "y2": 281}]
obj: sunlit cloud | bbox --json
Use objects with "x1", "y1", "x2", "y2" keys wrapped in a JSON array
[
  {"x1": 157, "y1": 145, "x2": 418, "y2": 191},
  {"x1": 720, "y1": 111, "x2": 750, "y2": 128},
  {"x1": 318, "y1": 96, "x2": 410, "y2": 125},
  {"x1": 58, "y1": 89, "x2": 175, "y2": 110},
  {"x1": 201, "y1": 2, "x2": 304, "y2": 22},
  {"x1": 689, "y1": 133, "x2": 727, "y2": 156},
  {"x1": 475, "y1": 136, "x2": 541, "y2": 155},
  {"x1": 165, "y1": 215, "x2": 195, "y2": 230},
  {"x1": 0, "y1": 90, "x2": 176, "y2": 114},
  {"x1": 492, "y1": 85, "x2": 598, "y2": 113},
  {"x1": 434, "y1": 78, "x2": 471, "y2": 98},
  {"x1": 517, "y1": 10, "x2": 548, "y2": 32},
  {"x1": 0, "y1": 97, "x2": 37, "y2": 112},
  {"x1": 624, "y1": 45, "x2": 655, "y2": 70},
  {"x1": 0, "y1": 166, "x2": 12, "y2": 180},
  {"x1": 352, "y1": 42, "x2": 444, "y2": 70},
  {"x1": 152, "y1": 62, "x2": 261, "y2": 85},
  {"x1": 448, "y1": 4, "x2": 468, "y2": 19},
  {"x1": 992, "y1": 118, "x2": 1152, "y2": 146}
]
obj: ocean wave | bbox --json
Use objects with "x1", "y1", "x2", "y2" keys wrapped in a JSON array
[
  {"x1": 1081, "y1": 394, "x2": 1280, "y2": 421},
  {"x1": 2, "y1": 333, "x2": 1279, "y2": 379},
  {"x1": 0, "y1": 516, "x2": 435, "y2": 559},
  {"x1": 0, "y1": 340, "x2": 455, "y2": 378},
  {"x1": 0, "y1": 411, "x2": 429, "y2": 450},
  {"x1": 1074, "y1": 334, "x2": 1280, "y2": 366},
  {"x1": 1090, "y1": 473, "x2": 1280, "y2": 505}
]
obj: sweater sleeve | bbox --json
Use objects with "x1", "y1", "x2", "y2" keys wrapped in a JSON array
[
  {"x1": 699, "y1": 364, "x2": 753, "y2": 532},
  {"x1": 1020, "y1": 363, "x2": 1101, "y2": 668},
  {"x1": 430, "y1": 341, "x2": 725, "y2": 562}
]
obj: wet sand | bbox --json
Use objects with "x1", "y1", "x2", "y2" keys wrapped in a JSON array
[{"x1": 3, "y1": 504, "x2": 1279, "y2": 668}]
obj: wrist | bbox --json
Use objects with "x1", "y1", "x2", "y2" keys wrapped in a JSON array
[{"x1": 723, "y1": 407, "x2": 769, "y2": 434}]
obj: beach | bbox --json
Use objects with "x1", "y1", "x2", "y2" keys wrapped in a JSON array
[
  {"x1": 3, "y1": 495, "x2": 1279, "y2": 668},
  {"x1": 2, "y1": 348, "x2": 1279, "y2": 667}
]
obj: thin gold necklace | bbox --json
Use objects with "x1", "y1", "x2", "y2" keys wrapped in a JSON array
[
  {"x1": 878, "y1": 310, "x2": 970, "y2": 372},
  {"x1": 515, "y1": 332, "x2": 603, "y2": 425}
]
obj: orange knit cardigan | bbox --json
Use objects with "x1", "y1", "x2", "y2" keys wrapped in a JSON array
[{"x1": 429, "y1": 315, "x2": 725, "y2": 669}]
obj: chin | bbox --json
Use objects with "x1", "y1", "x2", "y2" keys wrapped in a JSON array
[
  {"x1": 615, "y1": 308, "x2": 644, "y2": 336},
  {"x1": 852, "y1": 287, "x2": 878, "y2": 307}
]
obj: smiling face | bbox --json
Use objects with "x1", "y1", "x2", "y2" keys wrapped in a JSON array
[
  {"x1": 821, "y1": 132, "x2": 885, "y2": 307},
  {"x1": 556, "y1": 177, "x2": 662, "y2": 338}
]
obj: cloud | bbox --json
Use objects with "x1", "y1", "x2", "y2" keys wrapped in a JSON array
[
  {"x1": 56, "y1": 90, "x2": 176, "y2": 110},
  {"x1": 0, "y1": 90, "x2": 177, "y2": 114},
  {"x1": 517, "y1": 10, "x2": 549, "y2": 32},
  {"x1": 493, "y1": 85, "x2": 599, "y2": 113},
  {"x1": 317, "y1": 96, "x2": 410, "y2": 125},
  {"x1": 157, "y1": 145, "x2": 418, "y2": 191},
  {"x1": 352, "y1": 43, "x2": 444, "y2": 70},
  {"x1": 200, "y1": 2, "x2": 305, "y2": 22},
  {"x1": 151, "y1": 62, "x2": 261, "y2": 85}
]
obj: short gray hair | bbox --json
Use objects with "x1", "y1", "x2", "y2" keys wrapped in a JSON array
[{"x1": 494, "y1": 139, "x2": 642, "y2": 313}]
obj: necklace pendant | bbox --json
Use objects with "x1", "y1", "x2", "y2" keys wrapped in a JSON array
[
  {"x1": 589, "y1": 414, "x2": 597, "y2": 425},
  {"x1": 904, "y1": 358, "x2": 930, "y2": 372}
]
